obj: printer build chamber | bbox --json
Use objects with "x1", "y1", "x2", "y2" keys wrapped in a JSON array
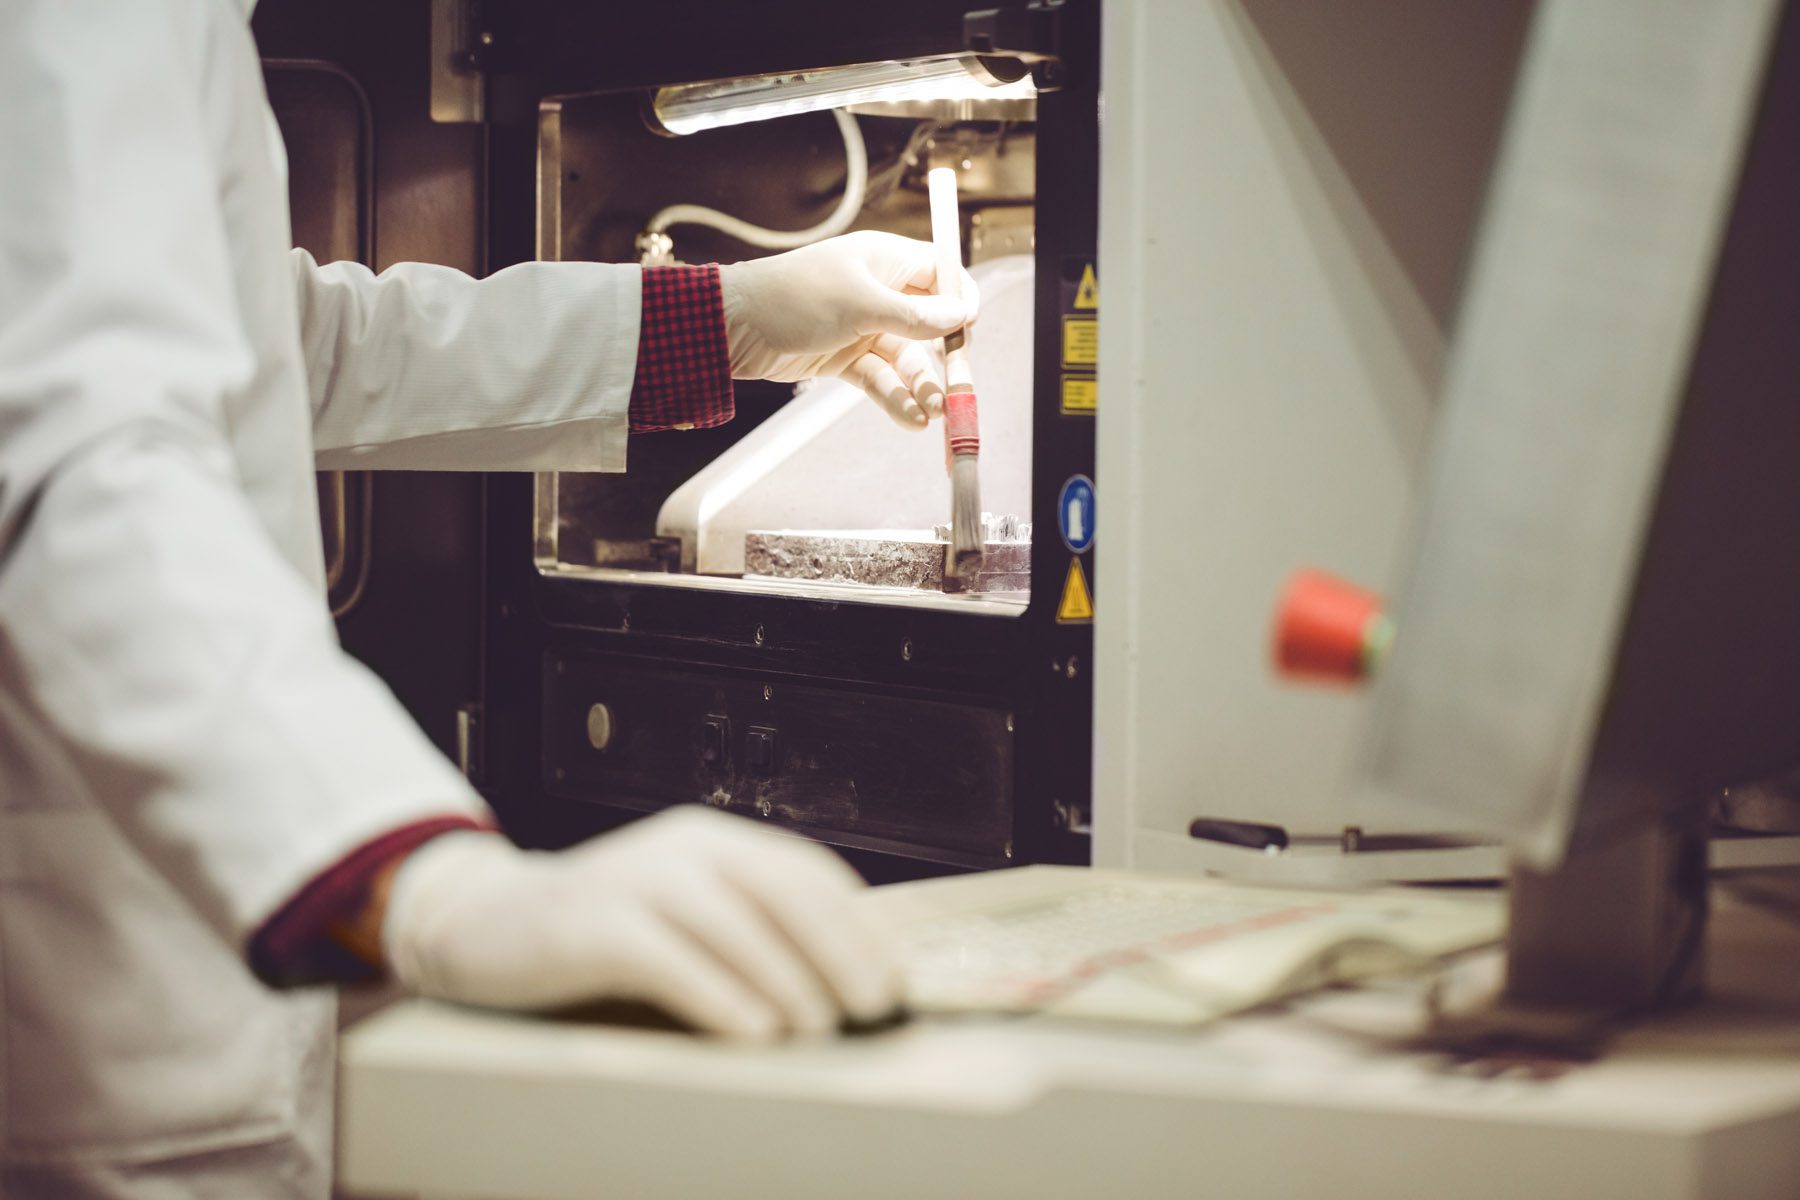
[
  {"x1": 532, "y1": 89, "x2": 1042, "y2": 613},
  {"x1": 475, "y1": 9, "x2": 1099, "y2": 878}
]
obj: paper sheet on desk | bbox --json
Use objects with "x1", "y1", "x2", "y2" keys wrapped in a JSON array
[{"x1": 866, "y1": 866, "x2": 1505, "y2": 1026}]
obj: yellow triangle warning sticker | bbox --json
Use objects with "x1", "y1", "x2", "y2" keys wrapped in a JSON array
[
  {"x1": 1057, "y1": 558, "x2": 1095, "y2": 623},
  {"x1": 1074, "y1": 263, "x2": 1099, "y2": 310}
]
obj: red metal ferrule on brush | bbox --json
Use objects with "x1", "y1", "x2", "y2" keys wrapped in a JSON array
[{"x1": 944, "y1": 390, "x2": 981, "y2": 458}]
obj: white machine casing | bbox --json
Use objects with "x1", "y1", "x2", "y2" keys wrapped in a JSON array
[{"x1": 1091, "y1": 0, "x2": 1532, "y2": 878}]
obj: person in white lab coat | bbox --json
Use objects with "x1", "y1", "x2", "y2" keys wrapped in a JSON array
[{"x1": 0, "y1": 3, "x2": 976, "y2": 1196}]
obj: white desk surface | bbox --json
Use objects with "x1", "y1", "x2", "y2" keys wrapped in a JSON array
[{"x1": 339, "y1": 896, "x2": 1800, "y2": 1200}]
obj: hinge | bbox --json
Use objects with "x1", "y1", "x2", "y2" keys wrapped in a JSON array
[
  {"x1": 964, "y1": 2, "x2": 1069, "y2": 91},
  {"x1": 455, "y1": 702, "x2": 484, "y2": 782},
  {"x1": 429, "y1": 0, "x2": 487, "y2": 123}
]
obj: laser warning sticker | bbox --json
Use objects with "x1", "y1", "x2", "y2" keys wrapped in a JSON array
[
  {"x1": 1061, "y1": 377, "x2": 1097, "y2": 413},
  {"x1": 1057, "y1": 558, "x2": 1095, "y2": 624},
  {"x1": 1060, "y1": 257, "x2": 1098, "y2": 415},
  {"x1": 1060, "y1": 256, "x2": 1099, "y2": 314},
  {"x1": 1061, "y1": 316, "x2": 1098, "y2": 368},
  {"x1": 1074, "y1": 263, "x2": 1099, "y2": 310}
]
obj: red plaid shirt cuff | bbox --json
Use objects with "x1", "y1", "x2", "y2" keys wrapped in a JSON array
[
  {"x1": 247, "y1": 814, "x2": 490, "y2": 987},
  {"x1": 629, "y1": 264, "x2": 735, "y2": 433}
]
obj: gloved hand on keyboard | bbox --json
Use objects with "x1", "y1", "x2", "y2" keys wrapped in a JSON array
[
  {"x1": 719, "y1": 230, "x2": 980, "y2": 430},
  {"x1": 382, "y1": 806, "x2": 904, "y2": 1040}
]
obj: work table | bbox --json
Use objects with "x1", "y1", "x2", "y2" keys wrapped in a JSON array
[{"x1": 339, "y1": 895, "x2": 1800, "y2": 1200}]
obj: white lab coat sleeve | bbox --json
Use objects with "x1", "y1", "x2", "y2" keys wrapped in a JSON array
[
  {"x1": 293, "y1": 250, "x2": 641, "y2": 472},
  {"x1": 0, "y1": 2, "x2": 484, "y2": 948}
]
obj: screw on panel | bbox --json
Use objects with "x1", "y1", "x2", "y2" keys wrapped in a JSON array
[
  {"x1": 901, "y1": 638, "x2": 914, "y2": 662},
  {"x1": 1005, "y1": 714, "x2": 1015, "y2": 733},
  {"x1": 763, "y1": 685, "x2": 774, "y2": 701},
  {"x1": 754, "y1": 624, "x2": 767, "y2": 646},
  {"x1": 620, "y1": 612, "x2": 631, "y2": 632},
  {"x1": 757, "y1": 799, "x2": 773, "y2": 817},
  {"x1": 585, "y1": 703, "x2": 615, "y2": 752},
  {"x1": 1003, "y1": 841, "x2": 1014, "y2": 860},
  {"x1": 1064, "y1": 656, "x2": 1080, "y2": 680}
]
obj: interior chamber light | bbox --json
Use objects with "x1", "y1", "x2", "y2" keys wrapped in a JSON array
[{"x1": 649, "y1": 56, "x2": 1034, "y2": 135}]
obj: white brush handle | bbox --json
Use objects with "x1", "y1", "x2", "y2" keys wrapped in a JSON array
[
  {"x1": 926, "y1": 165, "x2": 979, "y2": 457},
  {"x1": 926, "y1": 168, "x2": 973, "y2": 390},
  {"x1": 927, "y1": 167, "x2": 963, "y2": 305}
]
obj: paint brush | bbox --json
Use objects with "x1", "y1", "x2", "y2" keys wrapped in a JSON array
[{"x1": 927, "y1": 166, "x2": 983, "y2": 578}]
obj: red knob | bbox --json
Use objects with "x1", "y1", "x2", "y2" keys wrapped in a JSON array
[{"x1": 1273, "y1": 569, "x2": 1390, "y2": 684}]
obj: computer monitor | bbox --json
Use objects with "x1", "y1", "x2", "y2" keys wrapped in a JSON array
[
  {"x1": 1353, "y1": 0, "x2": 1800, "y2": 1012},
  {"x1": 1097, "y1": 0, "x2": 1799, "y2": 1013}
]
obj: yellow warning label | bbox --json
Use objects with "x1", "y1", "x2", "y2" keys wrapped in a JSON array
[
  {"x1": 1057, "y1": 558, "x2": 1095, "y2": 623},
  {"x1": 1074, "y1": 263, "x2": 1099, "y2": 310},
  {"x1": 1060, "y1": 376, "x2": 1097, "y2": 414},
  {"x1": 1062, "y1": 316, "x2": 1098, "y2": 368}
]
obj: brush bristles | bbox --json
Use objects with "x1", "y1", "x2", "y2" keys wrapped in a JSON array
[{"x1": 948, "y1": 454, "x2": 984, "y2": 577}]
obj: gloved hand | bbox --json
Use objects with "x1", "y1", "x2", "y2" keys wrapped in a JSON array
[
  {"x1": 719, "y1": 230, "x2": 980, "y2": 429},
  {"x1": 382, "y1": 806, "x2": 904, "y2": 1040}
]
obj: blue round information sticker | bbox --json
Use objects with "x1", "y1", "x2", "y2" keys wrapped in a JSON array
[{"x1": 1058, "y1": 475, "x2": 1096, "y2": 554}]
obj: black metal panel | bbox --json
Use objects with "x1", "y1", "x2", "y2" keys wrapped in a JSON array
[
  {"x1": 545, "y1": 655, "x2": 1014, "y2": 866},
  {"x1": 1017, "y1": 0, "x2": 1099, "y2": 865},
  {"x1": 479, "y1": 0, "x2": 983, "y2": 106}
]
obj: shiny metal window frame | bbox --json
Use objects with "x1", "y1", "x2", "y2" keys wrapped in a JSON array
[{"x1": 265, "y1": 58, "x2": 377, "y2": 619}]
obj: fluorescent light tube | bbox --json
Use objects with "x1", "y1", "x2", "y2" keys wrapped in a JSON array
[{"x1": 651, "y1": 56, "x2": 1033, "y2": 135}]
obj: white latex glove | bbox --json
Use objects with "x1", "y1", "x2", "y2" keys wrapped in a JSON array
[
  {"x1": 719, "y1": 230, "x2": 980, "y2": 430},
  {"x1": 382, "y1": 807, "x2": 904, "y2": 1041}
]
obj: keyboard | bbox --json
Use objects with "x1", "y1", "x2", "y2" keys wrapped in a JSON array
[{"x1": 866, "y1": 867, "x2": 1505, "y2": 1025}]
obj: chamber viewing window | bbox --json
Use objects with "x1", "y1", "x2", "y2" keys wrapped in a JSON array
[{"x1": 533, "y1": 82, "x2": 1038, "y2": 617}]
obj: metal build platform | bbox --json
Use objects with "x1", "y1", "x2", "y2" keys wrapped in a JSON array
[{"x1": 745, "y1": 521, "x2": 1032, "y2": 595}]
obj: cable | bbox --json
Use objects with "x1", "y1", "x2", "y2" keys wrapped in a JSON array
[
  {"x1": 860, "y1": 120, "x2": 938, "y2": 212},
  {"x1": 639, "y1": 109, "x2": 868, "y2": 261}
]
